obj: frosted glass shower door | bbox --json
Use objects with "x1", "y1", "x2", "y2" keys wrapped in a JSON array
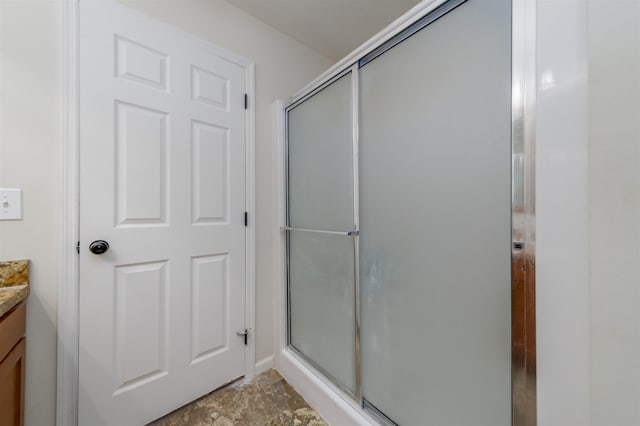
[
  {"x1": 286, "y1": 73, "x2": 356, "y2": 393},
  {"x1": 359, "y1": 0, "x2": 512, "y2": 424}
]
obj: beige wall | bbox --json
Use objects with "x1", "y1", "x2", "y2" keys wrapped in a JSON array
[
  {"x1": 0, "y1": 0, "x2": 331, "y2": 424},
  {"x1": 587, "y1": 2, "x2": 640, "y2": 425},
  {"x1": 0, "y1": 1, "x2": 61, "y2": 425}
]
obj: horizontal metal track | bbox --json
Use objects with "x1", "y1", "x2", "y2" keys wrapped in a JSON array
[{"x1": 281, "y1": 226, "x2": 358, "y2": 236}]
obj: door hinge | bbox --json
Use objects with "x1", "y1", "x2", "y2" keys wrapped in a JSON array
[
  {"x1": 236, "y1": 328, "x2": 249, "y2": 345},
  {"x1": 244, "y1": 211, "x2": 248, "y2": 227},
  {"x1": 244, "y1": 93, "x2": 248, "y2": 110},
  {"x1": 76, "y1": 241, "x2": 80, "y2": 254}
]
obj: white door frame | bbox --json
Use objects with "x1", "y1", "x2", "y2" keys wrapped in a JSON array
[{"x1": 56, "y1": 2, "x2": 256, "y2": 424}]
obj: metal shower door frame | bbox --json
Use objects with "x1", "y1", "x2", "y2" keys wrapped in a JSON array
[{"x1": 282, "y1": 0, "x2": 537, "y2": 423}]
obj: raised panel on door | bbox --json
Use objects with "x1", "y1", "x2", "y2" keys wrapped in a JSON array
[
  {"x1": 191, "y1": 66, "x2": 230, "y2": 110},
  {"x1": 191, "y1": 254, "x2": 229, "y2": 364},
  {"x1": 115, "y1": 102, "x2": 169, "y2": 226},
  {"x1": 113, "y1": 261, "x2": 169, "y2": 394},
  {"x1": 0, "y1": 338, "x2": 26, "y2": 426},
  {"x1": 115, "y1": 35, "x2": 169, "y2": 91},
  {"x1": 191, "y1": 120, "x2": 229, "y2": 224}
]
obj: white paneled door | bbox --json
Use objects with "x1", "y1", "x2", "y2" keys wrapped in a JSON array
[{"x1": 78, "y1": 1, "x2": 250, "y2": 424}]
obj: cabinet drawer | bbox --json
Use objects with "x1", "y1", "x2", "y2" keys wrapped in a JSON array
[{"x1": 0, "y1": 302, "x2": 26, "y2": 362}]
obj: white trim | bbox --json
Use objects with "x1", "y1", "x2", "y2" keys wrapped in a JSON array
[
  {"x1": 57, "y1": 2, "x2": 256, "y2": 423},
  {"x1": 244, "y1": 62, "x2": 257, "y2": 380},
  {"x1": 272, "y1": 100, "x2": 287, "y2": 359},
  {"x1": 349, "y1": 63, "x2": 362, "y2": 403},
  {"x1": 255, "y1": 356, "x2": 274, "y2": 375},
  {"x1": 279, "y1": 350, "x2": 375, "y2": 425},
  {"x1": 57, "y1": 0, "x2": 80, "y2": 424}
]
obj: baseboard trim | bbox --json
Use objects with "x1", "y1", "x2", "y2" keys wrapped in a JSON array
[
  {"x1": 255, "y1": 355, "x2": 274, "y2": 375},
  {"x1": 277, "y1": 349, "x2": 376, "y2": 426}
]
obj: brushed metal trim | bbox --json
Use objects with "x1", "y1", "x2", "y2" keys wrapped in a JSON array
[
  {"x1": 350, "y1": 63, "x2": 362, "y2": 404},
  {"x1": 285, "y1": 68, "x2": 353, "y2": 113},
  {"x1": 281, "y1": 227, "x2": 357, "y2": 237},
  {"x1": 287, "y1": 0, "x2": 451, "y2": 106},
  {"x1": 363, "y1": 399, "x2": 399, "y2": 426},
  {"x1": 511, "y1": 0, "x2": 537, "y2": 424},
  {"x1": 284, "y1": 101, "x2": 292, "y2": 347},
  {"x1": 358, "y1": 0, "x2": 468, "y2": 68}
]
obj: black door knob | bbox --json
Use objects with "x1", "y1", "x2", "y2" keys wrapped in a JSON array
[{"x1": 89, "y1": 240, "x2": 110, "y2": 254}]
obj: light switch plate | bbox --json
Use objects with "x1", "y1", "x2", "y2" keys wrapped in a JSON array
[{"x1": 0, "y1": 189, "x2": 23, "y2": 220}]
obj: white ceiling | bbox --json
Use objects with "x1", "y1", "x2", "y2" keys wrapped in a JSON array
[{"x1": 226, "y1": 0, "x2": 423, "y2": 60}]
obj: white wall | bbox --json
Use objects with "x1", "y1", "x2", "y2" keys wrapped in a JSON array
[
  {"x1": 0, "y1": 1, "x2": 61, "y2": 425},
  {"x1": 536, "y1": 1, "x2": 591, "y2": 425},
  {"x1": 0, "y1": 1, "x2": 331, "y2": 424},
  {"x1": 537, "y1": 2, "x2": 640, "y2": 425},
  {"x1": 118, "y1": 0, "x2": 333, "y2": 366},
  {"x1": 587, "y1": 2, "x2": 640, "y2": 425}
]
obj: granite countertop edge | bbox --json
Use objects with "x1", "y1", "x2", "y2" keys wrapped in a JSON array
[
  {"x1": 0, "y1": 284, "x2": 29, "y2": 318},
  {"x1": 0, "y1": 259, "x2": 30, "y2": 318}
]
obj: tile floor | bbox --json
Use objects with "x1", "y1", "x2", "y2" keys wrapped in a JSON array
[{"x1": 150, "y1": 369, "x2": 328, "y2": 426}]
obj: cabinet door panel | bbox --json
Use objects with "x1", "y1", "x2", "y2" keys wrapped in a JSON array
[
  {"x1": 0, "y1": 303, "x2": 25, "y2": 362},
  {"x1": 0, "y1": 338, "x2": 26, "y2": 426}
]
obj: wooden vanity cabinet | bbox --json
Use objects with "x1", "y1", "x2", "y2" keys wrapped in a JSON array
[{"x1": 0, "y1": 302, "x2": 26, "y2": 426}]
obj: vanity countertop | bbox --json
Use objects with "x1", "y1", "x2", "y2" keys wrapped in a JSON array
[{"x1": 0, "y1": 260, "x2": 30, "y2": 318}]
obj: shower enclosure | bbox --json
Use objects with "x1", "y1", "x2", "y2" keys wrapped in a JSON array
[{"x1": 281, "y1": 0, "x2": 536, "y2": 424}]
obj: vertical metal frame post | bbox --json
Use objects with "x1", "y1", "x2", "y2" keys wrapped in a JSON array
[
  {"x1": 511, "y1": 0, "x2": 537, "y2": 424},
  {"x1": 350, "y1": 64, "x2": 362, "y2": 404}
]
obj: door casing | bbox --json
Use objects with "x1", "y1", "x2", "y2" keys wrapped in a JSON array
[{"x1": 56, "y1": 2, "x2": 256, "y2": 424}]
